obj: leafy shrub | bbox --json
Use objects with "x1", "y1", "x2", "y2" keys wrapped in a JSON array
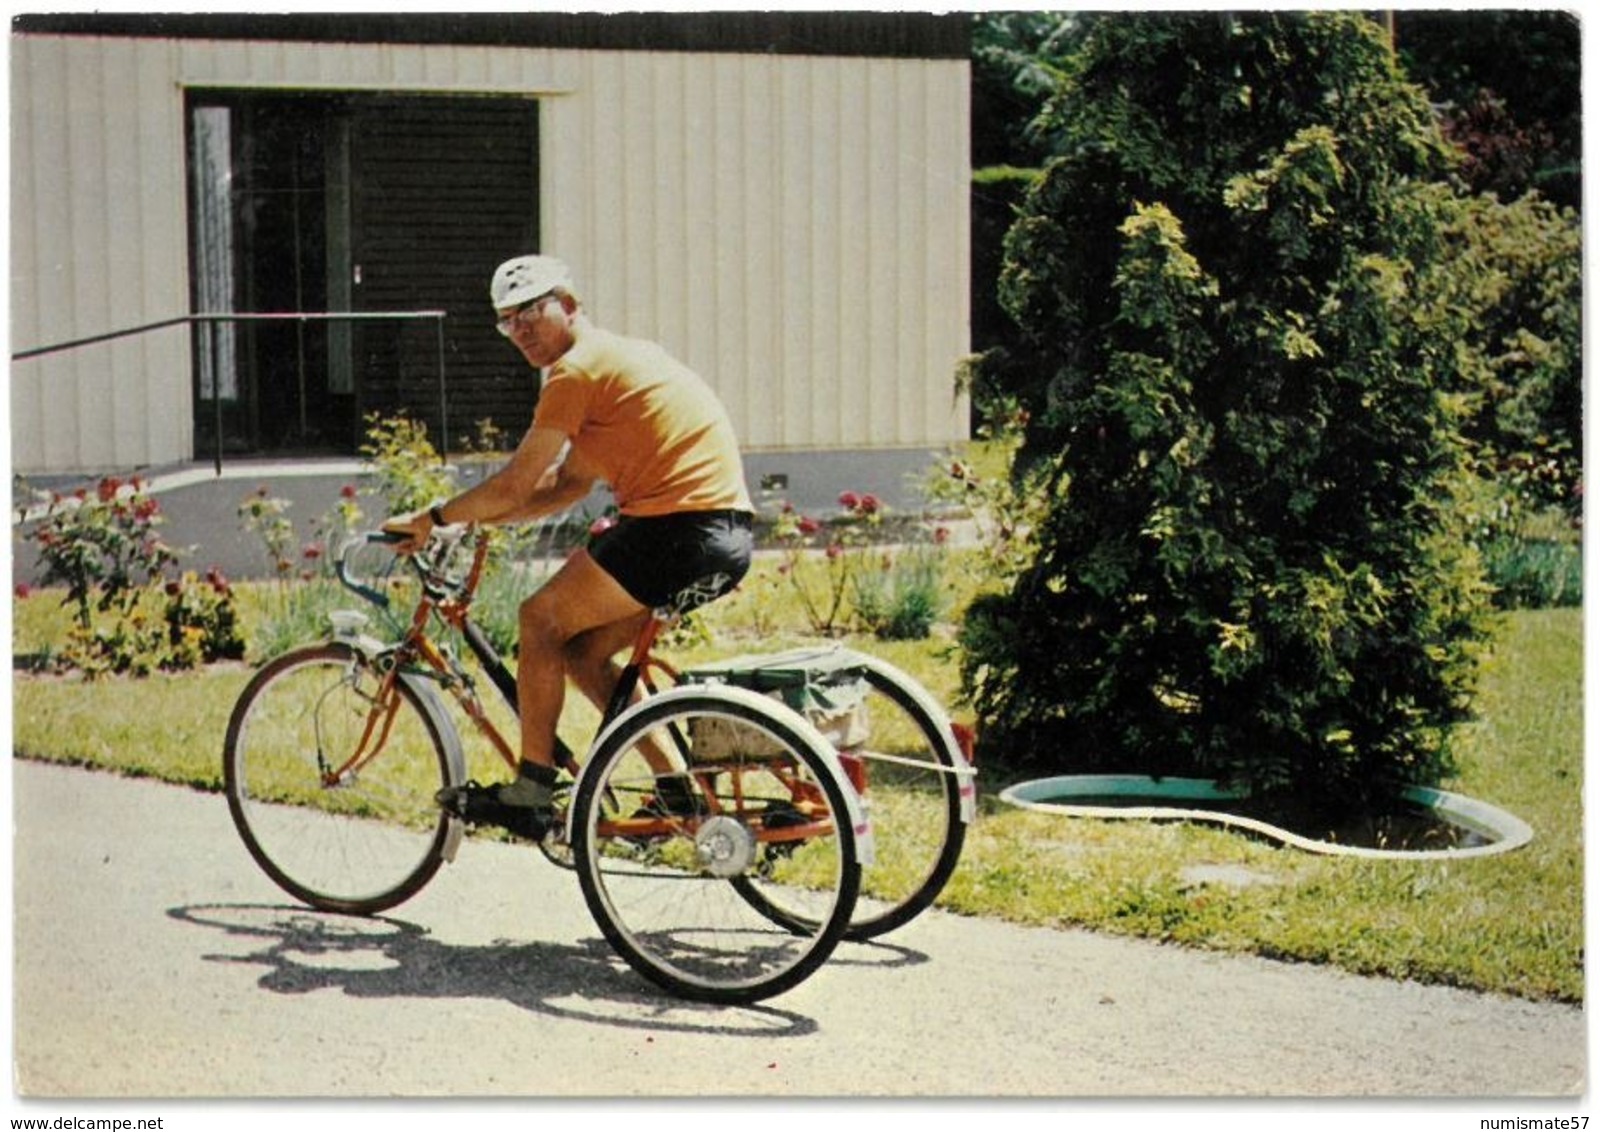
[
  {"x1": 238, "y1": 483, "x2": 382, "y2": 658},
  {"x1": 236, "y1": 487, "x2": 298, "y2": 579},
  {"x1": 961, "y1": 13, "x2": 1494, "y2": 815},
  {"x1": 1481, "y1": 537, "x2": 1582, "y2": 609},
  {"x1": 925, "y1": 377, "x2": 1050, "y2": 606},
  {"x1": 1393, "y1": 9, "x2": 1581, "y2": 210},
  {"x1": 765, "y1": 490, "x2": 939, "y2": 638},
  {"x1": 1457, "y1": 471, "x2": 1582, "y2": 610},
  {"x1": 853, "y1": 544, "x2": 947, "y2": 641},
  {"x1": 1424, "y1": 190, "x2": 1582, "y2": 521},
  {"x1": 23, "y1": 477, "x2": 245, "y2": 676},
  {"x1": 359, "y1": 412, "x2": 456, "y2": 515},
  {"x1": 162, "y1": 569, "x2": 247, "y2": 667},
  {"x1": 58, "y1": 614, "x2": 169, "y2": 678},
  {"x1": 767, "y1": 494, "x2": 875, "y2": 636},
  {"x1": 29, "y1": 476, "x2": 180, "y2": 630}
]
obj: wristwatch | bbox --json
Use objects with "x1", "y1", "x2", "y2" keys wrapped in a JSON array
[{"x1": 428, "y1": 503, "x2": 449, "y2": 527}]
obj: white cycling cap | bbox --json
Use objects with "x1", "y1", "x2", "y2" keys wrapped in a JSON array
[{"x1": 490, "y1": 254, "x2": 574, "y2": 310}]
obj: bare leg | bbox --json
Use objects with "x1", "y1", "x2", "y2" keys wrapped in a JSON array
[
  {"x1": 566, "y1": 613, "x2": 677, "y2": 773},
  {"x1": 434, "y1": 551, "x2": 646, "y2": 834},
  {"x1": 516, "y1": 550, "x2": 646, "y2": 770},
  {"x1": 565, "y1": 612, "x2": 652, "y2": 718}
]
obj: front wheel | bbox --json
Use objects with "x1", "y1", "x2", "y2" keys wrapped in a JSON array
[
  {"x1": 571, "y1": 688, "x2": 861, "y2": 1004},
  {"x1": 223, "y1": 642, "x2": 464, "y2": 915}
]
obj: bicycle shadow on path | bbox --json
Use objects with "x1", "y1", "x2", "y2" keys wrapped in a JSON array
[{"x1": 168, "y1": 903, "x2": 927, "y2": 1037}]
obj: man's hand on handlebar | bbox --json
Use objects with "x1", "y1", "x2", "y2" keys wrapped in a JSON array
[{"x1": 381, "y1": 512, "x2": 433, "y2": 556}]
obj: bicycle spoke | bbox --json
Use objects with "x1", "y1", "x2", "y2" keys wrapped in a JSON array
[{"x1": 225, "y1": 645, "x2": 459, "y2": 914}]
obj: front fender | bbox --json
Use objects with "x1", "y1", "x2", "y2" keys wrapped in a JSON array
[{"x1": 320, "y1": 628, "x2": 469, "y2": 864}]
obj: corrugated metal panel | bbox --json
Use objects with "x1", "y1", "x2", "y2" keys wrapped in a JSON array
[
  {"x1": 10, "y1": 34, "x2": 192, "y2": 474},
  {"x1": 542, "y1": 51, "x2": 971, "y2": 454},
  {"x1": 14, "y1": 13, "x2": 972, "y2": 60},
  {"x1": 10, "y1": 33, "x2": 968, "y2": 473}
]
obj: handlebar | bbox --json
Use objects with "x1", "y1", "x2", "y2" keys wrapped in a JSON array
[
  {"x1": 335, "y1": 531, "x2": 401, "y2": 609},
  {"x1": 336, "y1": 524, "x2": 479, "y2": 609}
]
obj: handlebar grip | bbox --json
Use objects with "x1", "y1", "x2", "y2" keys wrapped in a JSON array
[{"x1": 335, "y1": 531, "x2": 402, "y2": 609}]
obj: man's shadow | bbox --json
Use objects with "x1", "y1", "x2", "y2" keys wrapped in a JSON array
[{"x1": 169, "y1": 903, "x2": 928, "y2": 1037}]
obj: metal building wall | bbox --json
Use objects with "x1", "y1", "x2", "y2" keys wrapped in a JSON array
[
  {"x1": 10, "y1": 35, "x2": 194, "y2": 475},
  {"x1": 9, "y1": 33, "x2": 969, "y2": 474},
  {"x1": 542, "y1": 51, "x2": 971, "y2": 453}
]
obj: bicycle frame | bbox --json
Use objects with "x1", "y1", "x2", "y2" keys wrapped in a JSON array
[{"x1": 335, "y1": 527, "x2": 841, "y2": 844}]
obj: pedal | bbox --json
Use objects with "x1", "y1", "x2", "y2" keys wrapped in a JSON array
[{"x1": 436, "y1": 781, "x2": 549, "y2": 841}]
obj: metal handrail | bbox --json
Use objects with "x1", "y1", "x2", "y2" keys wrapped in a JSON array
[{"x1": 11, "y1": 310, "x2": 449, "y2": 473}]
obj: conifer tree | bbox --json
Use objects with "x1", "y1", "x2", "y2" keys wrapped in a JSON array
[{"x1": 962, "y1": 12, "x2": 1492, "y2": 813}]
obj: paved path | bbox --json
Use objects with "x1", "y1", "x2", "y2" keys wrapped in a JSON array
[{"x1": 11, "y1": 761, "x2": 1585, "y2": 1099}]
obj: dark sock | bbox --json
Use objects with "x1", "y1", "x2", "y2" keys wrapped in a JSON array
[
  {"x1": 517, "y1": 760, "x2": 559, "y2": 786},
  {"x1": 499, "y1": 760, "x2": 558, "y2": 808}
]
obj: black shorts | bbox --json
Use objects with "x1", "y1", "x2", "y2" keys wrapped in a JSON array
[{"x1": 589, "y1": 509, "x2": 754, "y2": 616}]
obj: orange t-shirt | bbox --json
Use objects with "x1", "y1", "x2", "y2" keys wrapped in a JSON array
[{"x1": 533, "y1": 325, "x2": 753, "y2": 517}]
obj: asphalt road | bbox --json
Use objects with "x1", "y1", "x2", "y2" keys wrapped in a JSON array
[{"x1": 11, "y1": 760, "x2": 1585, "y2": 1099}]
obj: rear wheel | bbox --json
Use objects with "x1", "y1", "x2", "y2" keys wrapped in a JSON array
[
  {"x1": 737, "y1": 660, "x2": 970, "y2": 939},
  {"x1": 223, "y1": 643, "x2": 461, "y2": 914},
  {"x1": 571, "y1": 689, "x2": 860, "y2": 1004}
]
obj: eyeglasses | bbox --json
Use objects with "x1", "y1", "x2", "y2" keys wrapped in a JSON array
[{"x1": 495, "y1": 292, "x2": 558, "y2": 337}]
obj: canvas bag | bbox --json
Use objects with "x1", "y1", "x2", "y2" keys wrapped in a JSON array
[{"x1": 680, "y1": 647, "x2": 871, "y2": 759}]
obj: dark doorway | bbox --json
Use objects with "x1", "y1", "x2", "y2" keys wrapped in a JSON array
[{"x1": 186, "y1": 91, "x2": 539, "y2": 459}]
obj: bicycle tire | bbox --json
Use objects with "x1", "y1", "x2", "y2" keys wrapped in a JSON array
[
  {"x1": 570, "y1": 686, "x2": 861, "y2": 1004},
  {"x1": 734, "y1": 657, "x2": 971, "y2": 940},
  {"x1": 223, "y1": 642, "x2": 465, "y2": 915}
]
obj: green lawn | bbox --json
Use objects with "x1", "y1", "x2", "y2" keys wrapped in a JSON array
[{"x1": 11, "y1": 582, "x2": 1583, "y2": 1003}]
